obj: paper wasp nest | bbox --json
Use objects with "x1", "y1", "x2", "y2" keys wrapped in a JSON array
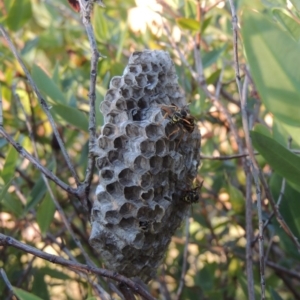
[{"x1": 90, "y1": 50, "x2": 201, "y2": 282}]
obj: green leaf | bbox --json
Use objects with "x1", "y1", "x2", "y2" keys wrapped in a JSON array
[
  {"x1": 2, "y1": 194, "x2": 23, "y2": 216},
  {"x1": 251, "y1": 131, "x2": 300, "y2": 190},
  {"x1": 25, "y1": 177, "x2": 47, "y2": 213},
  {"x1": 270, "y1": 288, "x2": 284, "y2": 300},
  {"x1": 202, "y1": 45, "x2": 226, "y2": 69},
  {"x1": 272, "y1": 9, "x2": 300, "y2": 41},
  {"x1": 32, "y1": 65, "x2": 66, "y2": 105},
  {"x1": 1, "y1": 144, "x2": 18, "y2": 183},
  {"x1": 52, "y1": 103, "x2": 88, "y2": 132},
  {"x1": 253, "y1": 123, "x2": 271, "y2": 138},
  {"x1": 242, "y1": 10, "x2": 300, "y2": 127},
  {"x1": 13, "y1": 287, "x2": 44, "y2": 300},
  {"x1": 39, "y1": 267, "x2": 71, "y2": 280},
  {"x1": 0, "y1": 178, "x2": 13, "y2": 203},
  {"x1": 271, "y1": 174, "x2": 300, "y2": 236},
  {"x1": 37, "y1": 194, "x2": 55, "y2": 235},
  {"x1": 6, "y1": 0, "x2": 32, "y2": 31},
  {"x1": 93, "y1": 8, "x2": 109, "y2": 42},
  {"x1": 228, "y1": 185, "x2": 245, "y2": 214},
  {"x1": 176, "y1": 18, "x2": 201, "y2": 31},
  {"x1": 201, "y1": 16, "x2": 213, "y2": 34}
]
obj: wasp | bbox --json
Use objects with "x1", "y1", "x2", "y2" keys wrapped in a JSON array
[
  {"x1": 160, "y1": 105, "x2": 195, "y2": 137},
  {"x1": 139, "y1": 220, "x2": 154, "y2": 233},
  {"x1": 181, "y1": 181, "x2": 203, "y2": 204}
]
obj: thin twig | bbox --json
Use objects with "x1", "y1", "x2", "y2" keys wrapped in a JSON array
[
  {"x1": 259, "y1": 172, "x2": 300, "y2": 252},
  {"x1": 227, "y1": 1, "x2": 265, "y2": 297},
  {"x1": 234, "y1": 252, "x2": 300, "y2": 281},
  {"x1": 228, "y1": 0, "x2": 242, "y2": 100},
  {"x1": 245, "y1": 167, "x2": 255, "y2": 300},
  {"x1": 200, "y1": 149, "x2": 300, "y2": 161},
  {"x1": 0, "y1": 127, "x2": 76, "y2": 195},
  {"x1": 240, "y1": 75, "x2": 265, "y2": 299},
  {"x1": 15, "y1": 91, "x2": 96, "y2": 268},
  {"x1": 0, "y1": 233, "x2": 156, "y2": 300},
  {"x1": 46, "y1": 234, "x2": 111, "y2": 300},
  {"x1": 0, "y1": 25, "x2": 80, "y2": 185},
  {"x1": 176, "y1": 213, "x2": 190, "y2": 300},
  {"x1": 0, "y1": 268, "x2": 14, "y2": 299},
  {"x1": 251, "y1": 176, "x2": 286, "y2": 246},
  {"x1": 77, "y1": 0, "x2": 103, "y2": 211}
]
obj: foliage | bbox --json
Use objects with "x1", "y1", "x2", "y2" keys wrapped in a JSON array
[{"x1": 0, "y1": 0, "x2": 300, "y2": 299}]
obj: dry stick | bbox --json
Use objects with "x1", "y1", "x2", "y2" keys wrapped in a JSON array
[
  {"x1": 15, "y1": 94, "x2": 98, "y2": 270},
  {"x1": 0, "y1": 25, "x2": 80, "y2": 186},
  {"x1": 0, "y1": 268, "x2": 14, "y2": 298},
  {"x1": 0, "y1": 233, "x2": 155, "y2": 300},
  {"x1": 176, "y1": 212, "x2": 190, "y2": 300}
]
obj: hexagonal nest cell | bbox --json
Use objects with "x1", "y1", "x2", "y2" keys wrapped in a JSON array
[{"x1": 90, "y1": 50, "x2": 201, "y2": 283}]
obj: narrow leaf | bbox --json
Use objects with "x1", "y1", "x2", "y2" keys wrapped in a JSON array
[
  {"x1": 176, "y1": 18, "x2": 201, "y2": 31},
  {"x1": 32, "y1": 65, "x2": 66, "y2": 105},
  {"x1": 6, "y1": 0, "x2": 32, "y2": 31},
  {"x1": 242, "y1": 10, "x2": 300, "y2": 127},
  {"x1": 272, "y1": 9, "x2": 300, "y2": 41},
  {"x1": 251, "y1": 131, "x2": 300, "y2": 188},
  {"x1": 37, "y1": 194, "x2": 56, "y2": 235},
  {"x1": 13, "y1": 287, "x2": 43, "y2": 300},
  {"x1": 52, "y1": 103, "x2": 88, "y2": 132}
]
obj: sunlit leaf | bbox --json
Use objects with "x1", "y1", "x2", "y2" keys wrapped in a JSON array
[
  {"x1": 6, "y1": 0, "x2": 32, "y2": 31},
  {"x1": 242, "y1": 10, "x2": 300, "y2": 128},
  {"x1": 272, "y1": 9, "x2": 300, "y2": 41},
  {"x1": 176, "y1": 18, "x2": 201, "y2": 31}
]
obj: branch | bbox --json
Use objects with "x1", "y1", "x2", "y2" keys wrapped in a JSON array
[
  {"x1": 0, "y1": 127, "x2": 76, "y2": 196},
  {"x1": 0, "y1": 268, "x2": 14, "y2": 298},
  {"x1": 0, "y1": 25, "x2": 80, "y2": 185},
  {"x1": 176, "y1": 212, "x2": 190, "y2": 300},
  {"x1": 227, "y1": 1, "x2": 265, "y2": 296},
  {"x1": 15, "y1": 91, "x2": 96, "y2": 267},
  {"x1": 0, "y1": 233, "x2": 156, "y2": 300}
]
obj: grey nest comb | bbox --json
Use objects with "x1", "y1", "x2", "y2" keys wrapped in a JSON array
[{"x1": 90, "y1": 50, "x2": 201, "y2": 282}]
